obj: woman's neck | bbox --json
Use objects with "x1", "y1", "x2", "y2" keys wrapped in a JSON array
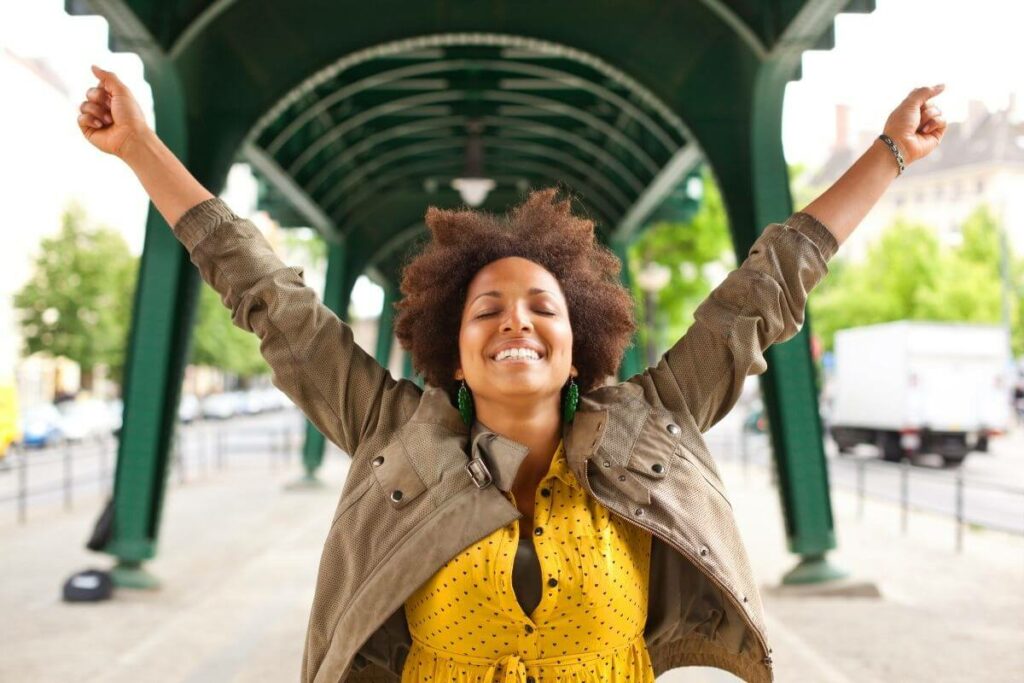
[{"x1": 475, "y1": 395, "x2": 563, "y2": 483}]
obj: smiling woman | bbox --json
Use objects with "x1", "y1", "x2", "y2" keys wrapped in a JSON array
[{"x1": 77, "y1": 62, "x2": 947, "y2": 682}]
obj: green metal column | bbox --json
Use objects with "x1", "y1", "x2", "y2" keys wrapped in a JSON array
[
  {"x1": 745, "y1": 61, "x2": 844, "y2": 584},
  {"x1": 299, "y1": 241, "x2": 353, "y2": 480},
  {"x1": 611, "y1": 238, "x2": 646, "y2": 380},
  {"x1": 101, "y1": 63, "x2": 197, "y2": 588},
  {"x1": 375, "y1": 284, "x2": 396, "y2": 368}
]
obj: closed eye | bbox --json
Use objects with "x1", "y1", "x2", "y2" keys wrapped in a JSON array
[{"x1": 477, "y1": 309, "x2": 556, "y2": 318}]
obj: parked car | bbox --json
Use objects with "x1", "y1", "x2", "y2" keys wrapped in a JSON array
[
  {"x1": 0, "y1": 383, "x2": 20, "y2": 461},
  {"x1": 201, "y1": 392, "x2": 238, "y2": 420},
  {"x1": 178, "y1": 394, "x2": 200, "y2": 423},
  {"x1": 57, "y1": 399, "x2": 116, "y2": 442},
  {"x1": 20, "y1": 404, "x2": 64, "y2": 448}
]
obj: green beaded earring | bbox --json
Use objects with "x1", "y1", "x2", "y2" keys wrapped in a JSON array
[
  {"x1": 457, "y1": 380, "x2": 474, "y2": 426},
  {"x1": 562, "y1": 376, "x2": 579, "y2": 423}
]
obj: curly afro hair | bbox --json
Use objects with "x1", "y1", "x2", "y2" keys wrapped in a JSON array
[{"x1": 393, "y1": 187, "x2": 636, "y2": 398}]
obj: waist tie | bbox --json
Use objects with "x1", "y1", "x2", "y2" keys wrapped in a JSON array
[
  {"x1": 483, "y1": 654, "x2": 527, "y2": 683},
  {"x1": 410, "y1": 633, "x2": 645, "y2": 682}
]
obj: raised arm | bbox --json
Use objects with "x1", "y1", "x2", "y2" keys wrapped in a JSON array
[
  {"x1": 78, "y1": 66, "x2": 420, "y2": 455},
  {"x1": 637, "y1": 85, "x2": 948, "y2": 433}
]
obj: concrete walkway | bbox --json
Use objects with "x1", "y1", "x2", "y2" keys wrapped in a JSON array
[{"x1": 2, "y1": 449, "x2": 1022, "y2": 682}]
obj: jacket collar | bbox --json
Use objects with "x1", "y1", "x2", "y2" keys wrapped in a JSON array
[{"x1": 411, "y1": 384, "x2": 608, "y2": 493}]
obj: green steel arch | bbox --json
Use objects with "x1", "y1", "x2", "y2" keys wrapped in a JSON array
[{"x1": 65, "y1": 0, "x2": 875, "y2": 588}]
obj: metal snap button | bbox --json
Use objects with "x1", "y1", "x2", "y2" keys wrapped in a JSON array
[
  {"x1": 524, "y1": 624, "x2": 534, "y2": 634},
  {"x1": 602, "y1": 460, "x2": 611, "y2": 468},
  {"x1": 618, "y1": 474, "x2": 626, "y2": 481},
  {"x1": 372, "y1": 456, "x2": 384, "y2": 467},
  {"x1": 634, "y1": 508, "x2": 644, "y2": 516},
  {"x1": 547, "y1": 577, "x2": 558, "y2": 587},
  {"x1": 526, "y1": 677, "x2": 536, "y2": 683},
  {"x1": 651, "y1": 463, "x2": 664, "y2": 474},
  {"x1": 666, "y1": 423, "x2": 681, "y2": 435},
  {"x1": 534, "y1": 527, "x2": 543, "y2": 536},
  {"x1": 390, "y1": 490, "x2": 403, "y2": 502},
  {"x1": 699, "y1": 546, "x2": 709, "y2": 557},
  {"x1": 540, "y1": 488, "x2": 550, "y2": 497}
]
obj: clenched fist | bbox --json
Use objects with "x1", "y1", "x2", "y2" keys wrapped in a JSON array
[
  {"x1": 882, "y1": 84, "x2": 948, "y2": 167},
  {"x1": 77, "y1": 65, "x2": 150, "y2": 158}
]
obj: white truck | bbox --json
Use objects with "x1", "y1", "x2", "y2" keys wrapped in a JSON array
[{"x1": 828, "y1": 321, "x2": 1012, "y2": 466}]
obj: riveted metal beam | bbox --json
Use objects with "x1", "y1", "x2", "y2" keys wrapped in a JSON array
[
  {"x1": 613, "y1": 145, "x2": 703, "y2": 243},
  {"x1": 242, "y1": 142, "x2": 340, "y2": 241}
]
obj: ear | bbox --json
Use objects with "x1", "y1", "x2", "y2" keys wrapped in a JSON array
[
  {"x1": 454, "y1": 367, "x2": 464, "y2": 381},
  {"x1": 570, "y1": 365, "x2": 578, "y2": 379}
]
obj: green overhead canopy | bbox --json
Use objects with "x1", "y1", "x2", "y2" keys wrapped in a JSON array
[
  {"x1": 69, "y1": 0, "x2": 872, "y2": 283},
  {"x1": 65, "y1": 0, "x2": 875, "y2": 585}
]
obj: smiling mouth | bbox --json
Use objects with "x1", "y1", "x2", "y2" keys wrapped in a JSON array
[{"x1": 490, "y1": 348, "x2": 544, "y2": 363}]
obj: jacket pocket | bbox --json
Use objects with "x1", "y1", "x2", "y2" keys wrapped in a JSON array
[
  {"x1": 369, "y1": 438, "x2": 428, "y2": 510},
  {"x1": 625, "y1": 409, "x2": 676, "y2": 481}
]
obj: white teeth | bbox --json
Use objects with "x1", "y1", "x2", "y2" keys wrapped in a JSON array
[{"x1": 494, "y1": 347, "x2": 541, "y2": 361}]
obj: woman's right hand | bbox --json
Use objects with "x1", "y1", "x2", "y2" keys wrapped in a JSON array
[{"x1": 78, "y1": 65, "x2": 150, "y2": 158}]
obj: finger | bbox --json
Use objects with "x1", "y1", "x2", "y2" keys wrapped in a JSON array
[
  {"x1": 91, "y1": 65, "x2": 130, "y2": 97},
  {"x1": 86, "y1": 87, "x2": 111, "y2": 105},
  {"x1": 923, "y1": 116, "x2": 947, "y2": 135},
  {"x1": 80, "y1": 101, "x2": 112, "y2": 124},
  {"x1": 921, "y1": 105, "x2": 941, "y2": 120},
  {"x1": 77, "y1": 113, "x2": 104, "y2": 129},
  {"x1": 904, "y1": 83, "x2": 945, "y2": 106}
]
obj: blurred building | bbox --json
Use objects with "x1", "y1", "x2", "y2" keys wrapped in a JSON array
[{"x1": 811, "y1": 100, "x2": 1024, "y2": 260}]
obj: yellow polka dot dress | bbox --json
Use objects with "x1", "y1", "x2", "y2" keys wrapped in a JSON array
[{"x1": 402, "y1": 440, "x2": 655, "y2": 682}]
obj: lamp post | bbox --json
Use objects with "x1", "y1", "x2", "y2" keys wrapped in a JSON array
[{"x1": 635, "y1": 262, "x2": 672, "y2": 366}]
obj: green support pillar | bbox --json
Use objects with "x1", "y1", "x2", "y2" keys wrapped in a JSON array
[
  {"x1": 297, "y1": 241, "x2": 353, "y2": 484},
  {"x1": 611, "y1": 238, "x2": 646, "y2": 380},
  {"x1": 100, "y1": 63, "x2": 197, "y2": 589},
  {"x1": 375, "y1": 284, "x2": 396, "y2": 369},
  {"x1": 741, "y1": 61, "x2": 845, "y2": 584}
]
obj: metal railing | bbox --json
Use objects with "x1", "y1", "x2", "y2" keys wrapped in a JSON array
[
  {"x1": 0, "y1": 410, "x2": 306, "y2": 525},
  {"x1": 708, "y1": 427, "x2": 1024, "y2": 553}
]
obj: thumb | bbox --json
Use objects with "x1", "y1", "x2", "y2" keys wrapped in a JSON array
[
  {"x1": 904, "y1": 83, "x2": 946, "y2": 106},
  {"x1": 91, "y1": 65, "x2": 129, "y2": 96}
]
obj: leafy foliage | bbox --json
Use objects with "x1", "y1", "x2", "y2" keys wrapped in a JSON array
[
  {"x1": 809, "y1": 204, "x2": 1023, "y2": 356},
  {"x1": 627, "y1": 170, "x2": 735, "y2": 354},
  {"x1": 14, "y1": 203, "x2": 137, "y2": 386}
]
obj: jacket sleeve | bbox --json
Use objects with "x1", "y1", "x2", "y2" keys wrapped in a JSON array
[
  {"x1": 639, "y1": 211, "x2": 839, "y2": 433},
  {"x1": 172, "y1": 197, "x2": 418, "y2": 455}
]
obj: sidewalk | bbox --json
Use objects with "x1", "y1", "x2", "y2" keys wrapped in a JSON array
[{"x1": 2, "y1": 451, "x2": 1022, "y2": 682}]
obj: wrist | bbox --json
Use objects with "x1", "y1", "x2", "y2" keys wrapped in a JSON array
[
  {"x1": 118, "y1": 127, "x2": 160, "y2": 166},
  {"x1": 875, "y1": 134, "x2": 905, "y2": 177}
]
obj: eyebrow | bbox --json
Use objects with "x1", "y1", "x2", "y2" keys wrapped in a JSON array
[{"x1": 471, "y1": 288, "x2": 554, "y2": 304}]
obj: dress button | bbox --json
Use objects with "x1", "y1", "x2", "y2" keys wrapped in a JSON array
[
  {"x1": 390, "y1": 490, "x2": 403, "y2": 502},
  {"x1": 547, "y1": 577, "x2": 558, "y2": 587},
  {"x1": 666, "y1": 423, "x2": 681, "y2": 435},
  {"x1": 534, "y1": 527, "x2": 543, "y2": 536},
  {"x1": 371, "y1": 456, "x2": 384, "y2": 467},
  {"x1": 651, "y1": 463, "x2": 664, "y2": 474},
  {"x1": 540, "y1": 488, "x2": 550, "y2": 497},
  {"x1": 525, "y1": 624, "x2": 534, "y2": 634}
]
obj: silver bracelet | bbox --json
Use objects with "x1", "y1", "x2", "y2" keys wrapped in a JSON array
[{"x1": 878, "y1": 134, "x2": 905, "y2": 176}]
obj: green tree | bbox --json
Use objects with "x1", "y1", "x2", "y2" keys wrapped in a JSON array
[
  {"x1": 14, "y1": 203, "x2": 137, "y2": 389},
  {"x1": 190, "y1": 283, "x2": 268, "y2": 379},
  {"x1": 627, "y1": 170, "x2": 734, "y2": 354}
]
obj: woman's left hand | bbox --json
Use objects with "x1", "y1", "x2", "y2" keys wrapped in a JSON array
[{"x1": 882, "y1": 84, "x2": 948, "y2": 166}]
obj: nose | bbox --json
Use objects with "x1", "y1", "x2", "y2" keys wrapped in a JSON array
[{"x1": 501, "y1": 302, "x2": 534, "y2": 333}]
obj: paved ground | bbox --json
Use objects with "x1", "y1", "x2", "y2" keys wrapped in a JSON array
[{"x1": 2, "y1": 442, "x2": 1022, "y2": 682}]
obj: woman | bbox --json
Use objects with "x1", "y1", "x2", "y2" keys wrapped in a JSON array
[{"x1": 78, "y1": 65, "x2": 945, "y2": 682}]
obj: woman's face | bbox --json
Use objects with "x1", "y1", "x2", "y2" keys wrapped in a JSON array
[{"x1": 456, "y1": 256, "x2": 576, "y2": 404}]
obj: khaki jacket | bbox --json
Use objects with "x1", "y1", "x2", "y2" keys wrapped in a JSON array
[{"x1": 173, "y1": 199, "x2": 838, "y2": 683}]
